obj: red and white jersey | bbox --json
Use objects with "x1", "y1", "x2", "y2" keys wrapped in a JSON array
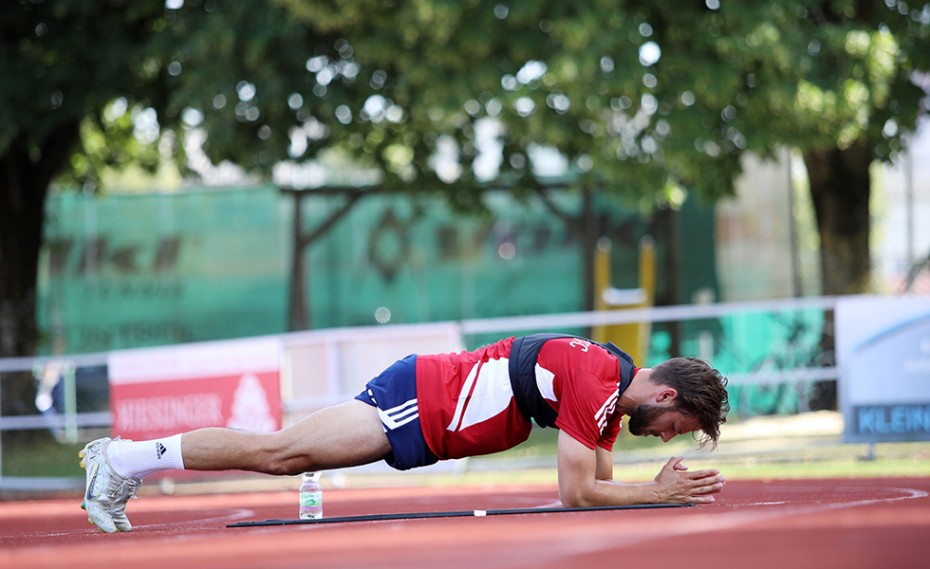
[{"x1": 415, "y1": 336, "x2": 626, "y2": 460}]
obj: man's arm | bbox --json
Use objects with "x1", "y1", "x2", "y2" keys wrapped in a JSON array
[
  {"x1": 594, "y1": 446, "x2": 614, "y2": 480},
  {"x1": 556, "y1": 431, "x2": 725, "y2": 507}
]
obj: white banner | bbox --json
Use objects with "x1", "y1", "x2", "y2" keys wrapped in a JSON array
[{"x1": 837, "y1": 295, "x2": 930, "y2": 442}]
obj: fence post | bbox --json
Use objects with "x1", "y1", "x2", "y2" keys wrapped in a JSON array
[{"x1": 63, "y1": 362, "x2": 78, "y2": 444}]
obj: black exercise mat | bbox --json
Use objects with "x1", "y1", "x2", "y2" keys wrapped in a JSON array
[{"x1": 227, "y1": 502, "x2": 691, "y2": 527}]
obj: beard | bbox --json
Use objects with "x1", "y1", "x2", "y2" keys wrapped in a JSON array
[{"x1": 627, "y1": 403, "x2": 668, "y2": 436}]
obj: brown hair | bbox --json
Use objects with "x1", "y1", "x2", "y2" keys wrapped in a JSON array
[{"x1": 650, "y1": 357, "x2": 729, "y2": 447}]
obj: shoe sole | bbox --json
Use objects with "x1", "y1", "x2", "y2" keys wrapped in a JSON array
[{"x1": 79, "y1": 445, "x2": 116, "y2": 533}]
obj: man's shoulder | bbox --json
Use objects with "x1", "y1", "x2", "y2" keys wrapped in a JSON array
[{"x1": 539, "y1": 337, "x2": 618, "y2": 365}]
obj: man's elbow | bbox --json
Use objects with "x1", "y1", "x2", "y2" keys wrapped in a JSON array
[{"x1": 559, "y1": 488, "x2": 596, "y2": 508}]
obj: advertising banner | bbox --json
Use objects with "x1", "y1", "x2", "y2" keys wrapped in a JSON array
[
  {"x1": 108, "y1": 337, "x2": 282, "y2": 442},
  {"x1": 837, "y1": 296, "x2": 930, "y2": 443}
]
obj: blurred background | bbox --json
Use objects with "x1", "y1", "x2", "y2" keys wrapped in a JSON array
[{"x1": 1, "y1": 0, "x2": 929, "y2": 492}]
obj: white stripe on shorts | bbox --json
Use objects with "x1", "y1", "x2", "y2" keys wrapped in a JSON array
[{"x1": 377, "y1": 397, "x2": 419, "y2": 430}]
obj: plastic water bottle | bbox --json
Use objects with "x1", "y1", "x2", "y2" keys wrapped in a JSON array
[{"x1": 299, "y1": 472, "x2": 323, "y2": 519}]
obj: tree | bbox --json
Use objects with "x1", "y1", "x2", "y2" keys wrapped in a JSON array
[
  {"x1": 272, "y1": 0, "x2": 930, "y2": 334},
  {"x1": 0, "y1": 1, "x2": 320, "y2": 357},
  {"x1": 2, "y1": 2, "x2": 163, "y2": 357},
  {"x1": 272, "y1": 0, "x2": 930, "y2": 299},
  {"x1": 640, "y1": 0, "x2": 930, "y2": 296},
  {"x1": 2, "y1": 0, "x2": 928, "y2": 359}
]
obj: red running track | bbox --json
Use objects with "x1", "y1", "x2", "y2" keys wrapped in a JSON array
[{"x1": 1, "y1": 477, "x2": 928, "y2": 569}]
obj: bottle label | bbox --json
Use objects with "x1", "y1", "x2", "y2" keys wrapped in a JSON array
[{"x1": 300, "y1": 492, "x2": 322, "y2": 507}]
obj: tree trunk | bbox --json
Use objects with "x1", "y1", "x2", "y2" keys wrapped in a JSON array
[
  {"x1": 802, "y1": 138, "x2": 873, "y2": 296},
  {"x1": 579, "y1": 184, "x2": 599, "y2": 312},
  {"x1": 801, "y1": 137, "x2": 873, "y2": 411},
  {"x1": 0, "y1": 122, "x2": 80, "y2": 358},
  {"x1": 1, "y1": 156, "x2": 47, "y2": 359}
]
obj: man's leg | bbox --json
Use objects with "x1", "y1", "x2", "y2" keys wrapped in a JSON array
[
  {"x1": 82, "y1": 399, "x2": 389, "y2": 532},
  {"x1": 180, "y1": 400, "x2": 391, "y2": 473}
]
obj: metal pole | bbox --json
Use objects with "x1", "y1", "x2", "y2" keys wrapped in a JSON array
[
  {"x1": 787, "y1": 149, "x2": 803, "y2": 297},
  {"x1": 905, "y1": 139, "x2": 915, "y2": 270},
  {"x1": 64, "y1": 363, "x2": 78, "y2": 443},
  {"x1": 288, "y1": 190, "x2": 308, "y2": 331},
  {"x1": 0, "y1": 371, "x2": 4, "y2": 483}
]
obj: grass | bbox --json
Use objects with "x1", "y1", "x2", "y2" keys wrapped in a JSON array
[
  {"x1": 0, "y1": 431, "x2": 88, "y2": 478},
  {"x1": 333, "y1": 455, "x2": 930, "y2": 493},
  {"x1": 336, "y1": 425, "x2": 930, "y2": 490}
]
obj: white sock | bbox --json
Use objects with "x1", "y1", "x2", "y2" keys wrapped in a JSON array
[{"x1": 107, "y1": 434, "x2": 185, "y2": 479}]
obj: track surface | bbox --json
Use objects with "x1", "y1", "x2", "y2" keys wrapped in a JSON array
[{"x1": 1, "y1": 477, "x2": 928, "y2": 569}]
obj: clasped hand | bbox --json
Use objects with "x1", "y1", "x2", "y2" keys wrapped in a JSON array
[{"x1": 654, "y1": 456, "x2": 725, "y2": 504}]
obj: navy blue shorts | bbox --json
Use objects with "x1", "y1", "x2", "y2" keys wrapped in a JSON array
[{"x1": 355, "y1": 354, "x2": 440, "y2": 471}]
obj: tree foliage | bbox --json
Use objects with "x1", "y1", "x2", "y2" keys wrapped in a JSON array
[{"x1": 1, "y1": 0, "x2": 929, "y2": 356}]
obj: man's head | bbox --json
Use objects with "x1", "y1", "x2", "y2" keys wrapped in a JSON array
[{"x1": 633, "y1": 357, "x2": 729, "y2": 447}]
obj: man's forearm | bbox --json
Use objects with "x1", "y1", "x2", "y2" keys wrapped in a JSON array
[
  {"x1": 560, "y1": 457, "x2": 725, "y2": 507},
  {"x1": 561, "y1": 479, "x2": 661, "y2": 507}
]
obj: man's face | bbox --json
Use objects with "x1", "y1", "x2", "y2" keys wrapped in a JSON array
[{"x1": 628, "y1": 403, "x2": 700, "y2": 442}]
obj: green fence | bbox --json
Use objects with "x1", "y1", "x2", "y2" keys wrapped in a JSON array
[
  {"x1": 37, "y1": 185, "x2": 719, "y2": 355},
  {"x1": 39, "y1": 186, "x2": 289, "y2": 353}
]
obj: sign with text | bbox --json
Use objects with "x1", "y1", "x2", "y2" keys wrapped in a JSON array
[
  {"x1": 108, "y1": 337, "x2": 282, "y2": 442},
  {"x1": 837, "y1": 296, "x2": 930, "y2": 443}
]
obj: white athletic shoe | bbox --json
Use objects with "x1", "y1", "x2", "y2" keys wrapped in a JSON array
[{"x1": 79, "y1": 437, "x2": 141, "y2": 533}]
